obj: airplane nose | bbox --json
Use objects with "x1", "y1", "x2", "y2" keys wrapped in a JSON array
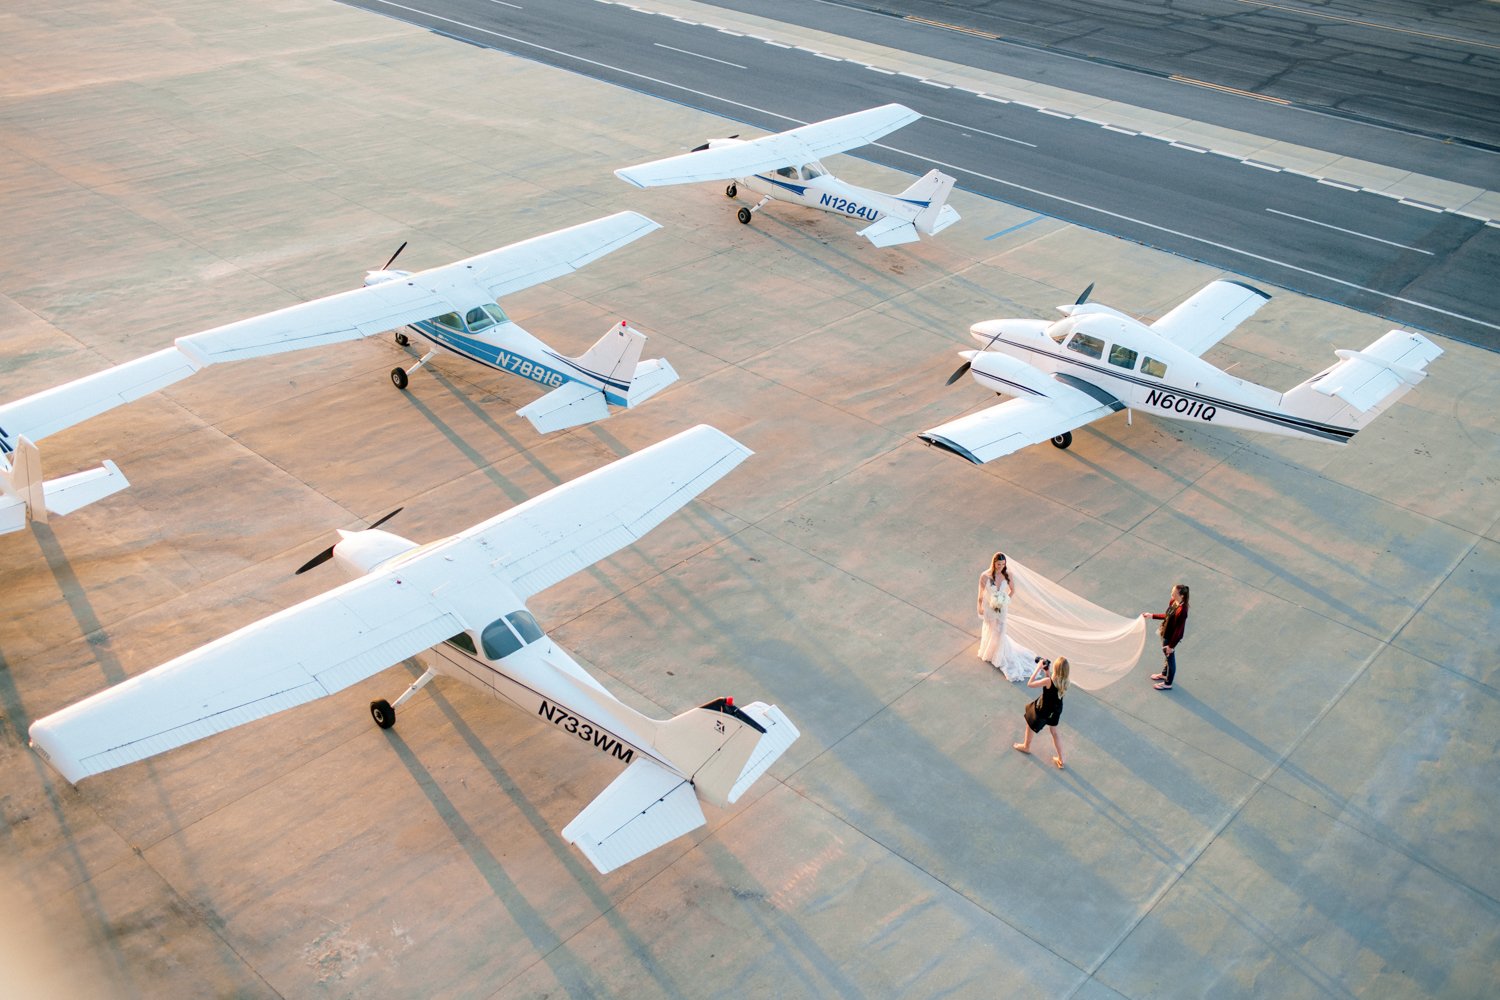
[
  {"x1": 969, "y1": 319, "x2": 1048, "y2": 344},
  {"x1": 969, "y1": 320, "x2": 1008, "y2": 340}
]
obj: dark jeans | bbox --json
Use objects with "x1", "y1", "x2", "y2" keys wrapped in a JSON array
[{"x1": 1162, "y1": 648, "x2": 1177, "y2": 686}]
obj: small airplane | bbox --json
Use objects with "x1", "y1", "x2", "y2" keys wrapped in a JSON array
[
  {"x1": 615, "y1": 103, "x2": 961, "y2": 247},
  {"x1": 920, "y1": 280, "x2": 1443, "y2": 464},
  {"x1": 29, "y1": 425, "x2": 799, "y2": 875},
  {"x1": 0, "y1": 212, "x2": 674, "y2": 537}
]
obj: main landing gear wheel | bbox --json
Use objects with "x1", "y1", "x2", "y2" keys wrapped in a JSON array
[
  {"x1": 1050, "y1": 432, "x2": 1073, "y2": 450},
  {"x1": 725, "y1": 183, "x2": 737, "y2": 198},
  {"x1": 394, "y1": 331, "x2": 410, "y2": 347},
  {"x1": 390, "y1": 367, "x2": 409, "y2": 390},
  {"x1": 737, "y1": 207, "x2": 752, "y2": 225},
  {"x1": 370, "y1": 699, "x2": 395, "y2": 729}
]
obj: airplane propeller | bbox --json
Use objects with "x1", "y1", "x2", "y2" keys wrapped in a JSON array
[
  {"x1": 294, "y1": 507, "x2": 404, "y2": 575},
  {"x1": 947, "y1": 281, "x2": 1097, "y2": 385},
  {"x1": 380, "y1": 241, "x2": 408, "y2": 272},
  {"x1": 1075, "y1": 282, "x2": 1094, "y2": 306}
]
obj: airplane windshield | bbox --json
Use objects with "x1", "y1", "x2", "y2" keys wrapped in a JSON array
[
  {"x1": 480, "y1": 618, "x2": 524, "y2": 660},
  {"x1": 506, "y1": 611, "x2": 544, "y2": 644},
  {"x1": 465, "y1": 303, "x2": 509, "y2": 332}
]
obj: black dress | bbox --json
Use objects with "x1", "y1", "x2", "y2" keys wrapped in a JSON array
[{"x1": 1024, "y1": 682, "x2": 1063, "y2": 733}]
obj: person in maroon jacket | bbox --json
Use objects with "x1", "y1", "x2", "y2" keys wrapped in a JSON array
[{"x1": 1142, "y1": 584, "x2": 1189, "y2": 691}]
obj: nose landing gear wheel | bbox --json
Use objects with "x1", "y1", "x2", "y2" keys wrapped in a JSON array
[
  {"x1": 725, "y1": 183, "x2": 737, "y2": 198},
  {"x1": 394, "y1": 331, "x2": 410, "y2": 347},
  {"x1": 391, "y1": 367, "x2": 409, "y2": 390},
  {"x1": 737, "y1": 207, "x2": 752, "y2": 225},
  {"x1": 370, "y1": 699, "x2": 395, "y2": 729},
  {"x1": 1050, "y1": 432, "x2": 1073, "y2": 449}
]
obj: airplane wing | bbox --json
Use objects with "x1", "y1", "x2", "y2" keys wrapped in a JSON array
[
  {"x1": 1149, "y1": 279, "x2": 1271, "y2": 357},
  {"x1": 614, "y1": 104, "x2": 920, "y2": 187},
  {"x1": 458, "y1": 424, "x2": 752, "y2": 599},
  {"x1": 181, "y1": 212, "x2": 660, "y2": 364},
  {"x1": 561, "y1": 757, "x2": 707, "y2": 874},
  {"x1": 921, "y1": 385, "x2": 1121, "y2": 465},
  {"x1": 29, "y1": 571, "x2": 466, "y2": 783}
]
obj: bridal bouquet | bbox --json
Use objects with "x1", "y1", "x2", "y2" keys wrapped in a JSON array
[{"x1": 987, "y1": 587, "x2": 1010, "y2": 613}]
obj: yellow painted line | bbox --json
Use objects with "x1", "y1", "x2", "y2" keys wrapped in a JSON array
[
  {"x1": 1170, "y1": 75, "x2": 1291, "y2": 104},
  {"x1": 1233, "y1": 0, "x2": 1500, "y2": 52},
  {"x1": 904, "y1": 16, "x2": 1001, "y2": 40}
]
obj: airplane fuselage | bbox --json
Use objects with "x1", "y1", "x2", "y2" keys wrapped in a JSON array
[
  {"x1": 980, "y1": 317, "x2": 1353, "y2": 444},
  {"x1": 740, "y1": 170, "x2": 893, "y2": 225}
]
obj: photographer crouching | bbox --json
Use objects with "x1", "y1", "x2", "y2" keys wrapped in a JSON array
[{"x1": 1013, "y1": 655, "x2": 1070, "y2": 770}]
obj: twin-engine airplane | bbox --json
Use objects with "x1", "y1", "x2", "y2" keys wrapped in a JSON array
[
  {"x1": 0, "y1": 212, "x2": 675, "y2": 537},
  {"x1": 921, "y1": 280, "x2": 1442, "y2": 464},
  {"x1": 616, "y1": 103, "x2": 960, "y2": 248},
  {"x1": 29, "y1": 425, "x2": 799, "y2": 875}
]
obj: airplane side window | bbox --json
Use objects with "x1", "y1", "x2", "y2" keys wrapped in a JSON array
[
  {"x1": 1066, "y1": 333, "x2": 1105, "y2": 360},
  {"x1": 480, "y1": 618, "x2": 524, "y2": 660},
  {"x1": 465, "y1": 307, "x2": 495, "y2": 332},
  {"x1": 1108, "y1": 344, "x2": 1139, "y2": 369},
  {"x1": 506, "y1": 611, "x2": 544, "y2": 645},
  {"x1": 1142, "y1": 357, "x2": 1168, "y2": 379},
  {"x1": 801, "y1": 163, "x2": 824, "y2": 178},
  {"x1": 445, "y1": 632, "x2": 477, "y2": 655},
  {"x1": 434, "y1": 312, "x2": 463, "y2": 332},
  {"x1": 776, "y1": 166, "x2": 799, "y2": 179}
]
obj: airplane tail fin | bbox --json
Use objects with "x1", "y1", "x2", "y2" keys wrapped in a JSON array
[
  {"x1": 1280, "y1": 330, "x2": 1443, "y2": 437},
  {"x1": 901, "y1": 169, "x2": 961, "y2": 236},
  {"x1": 516, "y1": 321, "x2": 678, "y2": 433},
  {"x1": 654, "y1": 697, "x2": 800, "y2": 808},
  {"x1": 0, "y1": 436, "x2": 129, "y2": 535}
]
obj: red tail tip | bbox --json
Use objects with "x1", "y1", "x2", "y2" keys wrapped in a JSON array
[{"x1": 726, "y1": 696, "x2": 734, "y2": 707}]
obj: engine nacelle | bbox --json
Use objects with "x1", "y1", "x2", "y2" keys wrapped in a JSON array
[{"x1": 332, "y1": 528, "x2": 420, "y2": 577}]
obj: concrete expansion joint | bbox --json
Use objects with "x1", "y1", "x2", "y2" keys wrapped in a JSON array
[{"x1": 613, "y1": 0, "x2": 1500, "y2": 225}]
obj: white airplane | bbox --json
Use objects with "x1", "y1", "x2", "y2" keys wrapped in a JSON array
[
  {"x1": 615, "y1": 104, "x2": 960, "y2": 247},
  {"x1": 920, "y1": 280, "x2": 1443, "y2": 464},
  {"x1": 0, "y1": 212, "x2": 674, "y2": 537},
  {"x1": 29, "y1": 425, "x2": 799, "y2": 875}
]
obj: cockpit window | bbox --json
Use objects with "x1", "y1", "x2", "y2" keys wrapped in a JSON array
[
  {"x1": 801, "y1": 163, "x2": 824, "y2": 179},
  {"x1": 776, "y1": 166, "x2": 799, "y2": 179},
  {"x1": 433, "y1": 312, "x2": 463, "y2": 332},
  {"x1": 481, "y1": 618, "x2": 524, "y2": 660},
  {"x1": 1049, "y1": 325, "x2": 1070, "y2": 344},
  {"x1": 445, "y1": 631, "x2": 477, "y2": 655},
  {"x1": 1066, "y1": 332, "x2": 1105, "y2": 360},
  {"x1": 465, "y1": 307, "x2": 495, "y2": 332},
  {"x1": 506, "y1": 611, "x2": 544, "y2": 644}
]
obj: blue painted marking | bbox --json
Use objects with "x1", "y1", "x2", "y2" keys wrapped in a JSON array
[
  {"x1": 984, "y1": 216, "x2": 1044, "y2": 241},
  {"x1": 411, "y1": 322, "x2": 569, "y2": 390}
]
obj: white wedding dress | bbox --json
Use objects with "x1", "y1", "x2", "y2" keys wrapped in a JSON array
[
  {"x1": 978, "y1": 579, "x2": 1036, "y2": 682},
  {"x1": 972, "y1": 558, "x2": 1149, "y2": 690}
]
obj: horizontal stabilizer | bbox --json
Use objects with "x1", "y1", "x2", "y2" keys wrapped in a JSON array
[
  {"x1": 562, "y1": 757, "x2": 707, "y2": 874},
  {"x1": 1311, "y1": 330, "x2": 1442, "y2": 412},
  {"x1": 626, "y1": 358, "x2": 678, "y2": 408},
  {"x1": 43, "y1": 460, "x2": 129, "y2": 517},
  {"x1": 516, "y1": 382, "x2": 609, "y2": 434},
  {"x1": 858, "y1": 215, "x2": 920, "y2": 248},
  {"x1": 726, "y1": 702, "x2": 800, "y2": 804}
]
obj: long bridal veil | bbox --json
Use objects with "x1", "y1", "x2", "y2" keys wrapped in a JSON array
[{"x1": 1003, "y1": 556, "x2": 1146, "y2": 690}]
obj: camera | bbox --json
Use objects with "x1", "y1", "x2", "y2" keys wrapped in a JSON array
[{"x1": 1035, "y1": 656, "x2": 1051, "y2": 670}]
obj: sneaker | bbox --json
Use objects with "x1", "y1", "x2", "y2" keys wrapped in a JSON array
[
  {"x1": 1154, "y1": 683, "x2": 1173, "y2": 691},
  {"x1": 1150, "y1": 673, "x2": 1166, "y2": 681}
]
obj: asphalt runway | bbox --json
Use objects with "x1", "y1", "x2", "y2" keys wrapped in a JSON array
[{"x1": 338, "y1": 0, "x2": 1500, "y2": 349}]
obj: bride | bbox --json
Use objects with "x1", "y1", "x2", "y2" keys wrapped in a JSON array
[{"x1": 977, "y1": 552, "x2": 1037, "y2": 681}]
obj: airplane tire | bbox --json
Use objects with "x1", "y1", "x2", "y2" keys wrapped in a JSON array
[
  {"x1": 390, "y1": 367, "x2": 409, "y2": 390},
  {"x1": 737, "y1": 207, "x2": 752, "y2": 225},
  {"x1": 370, "y1": 699, "x2": 395, "y2": 729},
  {"x1": 1050, "y1": 432, "x2": 1073, "y2": 450},
  {"x1": 725, "y1": 183, "x2": 737, "y2": 198},
  {"x1": 394, "y1": 331, "x2": 410, "y2": 346}
]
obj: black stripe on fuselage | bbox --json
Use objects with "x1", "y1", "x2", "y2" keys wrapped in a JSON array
[{"x1": 998, "y1": 338, "x2": 1354, "y2": 441}]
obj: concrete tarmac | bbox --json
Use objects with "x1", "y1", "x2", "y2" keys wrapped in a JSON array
[{"x1": 1, "y1": 1, "x2": 1496, "y2": 997}]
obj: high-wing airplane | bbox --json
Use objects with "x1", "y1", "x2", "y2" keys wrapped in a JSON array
[
  {"x1": 920, "y1": 280, "x2": 1443, "y2": 464},
  {"x1": 29, "y1": 425, "x2": 799, "y2": 875},
  {"x1": 615, "y1": 104, "x2": 961, "y2": 247},
  {"x1": 0, "y1": 212, "x2": 674, "y2": 537}
]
